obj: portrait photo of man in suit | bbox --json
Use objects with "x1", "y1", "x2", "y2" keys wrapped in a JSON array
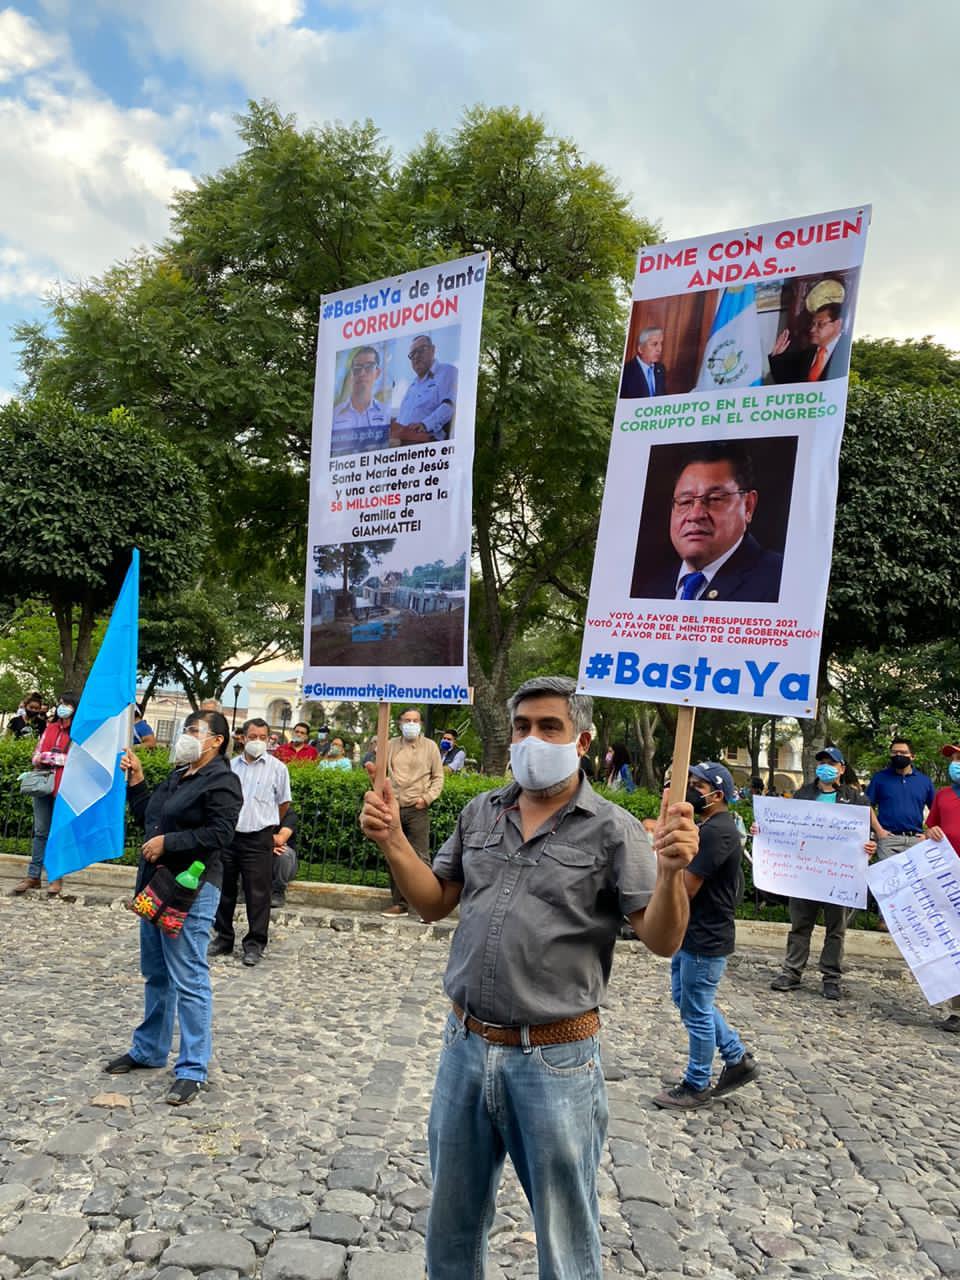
[
  {"x1": 620, "y1": 326, "x2": 668, "y2": 398},
  {"x1": 630, "y1": 440, "x2": 790, "y2": 604},
  {"x1": 767, "y1": 300, "x2": 852, "y2": 385}
]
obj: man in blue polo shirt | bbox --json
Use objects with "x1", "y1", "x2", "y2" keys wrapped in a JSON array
[{"x1": 866, "y1": 737, "x2": 935, "y2": 861}]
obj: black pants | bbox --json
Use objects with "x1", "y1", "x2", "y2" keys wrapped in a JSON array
[{"x1": 214, "y1": 827, "x2": 274, "y2": 952}]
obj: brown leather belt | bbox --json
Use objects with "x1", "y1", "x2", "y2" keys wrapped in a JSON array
[{"x1": 452, "y1": 1003, "x2": 600, "y2": 1047}]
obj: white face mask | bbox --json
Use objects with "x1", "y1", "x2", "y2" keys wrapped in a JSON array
[
  {"x1": 245, "y1": 739, "x2": 267, "y2": 760},
  {"x1": 174, "y1": 734, "x2": 202, "y2": 765},
  {"x1": 510, "y1": 736, "x2": 580, "y2": 794},
  {"x1": 57, "y1": 704, "x2": 73, "y2": 720},
  {"x1": 400, "y1": 722, "x2": 421, "y2": 740}
]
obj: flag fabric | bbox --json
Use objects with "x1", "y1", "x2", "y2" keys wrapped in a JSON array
[
  {"x1": 45, "y1": 550, "x2": 139, "y2": 879},
  {"x1": 696, "y1": 285, "x2": 763, "y2": 390}
]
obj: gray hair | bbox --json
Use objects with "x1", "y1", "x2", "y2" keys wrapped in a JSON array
[
  {"x1": 506, "y1": 676, "x2": 593, "y2": 735},
  {"x1": 636, "y1": 326, "x2": 663, "y2": 348}
]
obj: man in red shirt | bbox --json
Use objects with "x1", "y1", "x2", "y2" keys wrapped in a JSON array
[
  {"x1": 274, "y1": 723, "x2": 319, "y2": 765},
  {"x1": 925, "y1": 743, "x2": 960, "y2": 1034}
]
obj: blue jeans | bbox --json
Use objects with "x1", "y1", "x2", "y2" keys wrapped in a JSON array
[
  {"x1": 426, "y1": 1012, "x2": 607, "y2": 1280},
  {"x1": 670, "y1": 950, "x2": 746, "y2": 1091},
  {"x1": 28, "y1": 793, "x2": 54, "y2": 879},
  {"x1": 131, "y1": 880, "x2": 220, "y2": 1081}
]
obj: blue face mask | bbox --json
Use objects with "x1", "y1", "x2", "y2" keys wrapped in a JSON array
[
  {"x1": 816, "y1": 763, "x2": 839, "y2": 783},
  {"x1": 949, "y1": 762, "x2": 960, "y2": 784}
]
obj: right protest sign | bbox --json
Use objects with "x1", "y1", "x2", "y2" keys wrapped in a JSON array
[
  {"x1": 866, "y1": 839, "x2": 960, "y2": 1004},
  {"x1": 752, "y1": 795, "x2": 870, "y2": 909},
  {"x1": 579, "y1": 205, "x2": 871, "y2": 718}
]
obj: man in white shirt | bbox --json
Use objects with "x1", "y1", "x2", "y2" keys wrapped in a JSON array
[
  {"x1": 390, "y1": 335, "x2": 457, "y2": 445},
  {"x1": 209, "y1": 717, "x2": 291, "y2": 966}
]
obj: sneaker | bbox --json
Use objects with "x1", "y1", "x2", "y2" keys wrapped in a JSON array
[
  {"x1": 770, "y1": 973, "x2": 801, "y2": 991},
  {"x1": 652, "y1": 1081, "x2": 712, "y2": 1110},
  {"x1": 714, "y1": 1052, "x2": 759, "y2": 1097},
  {"x1": 380, "y1": 905, "x2": 408, "y2": 917},
  {"x1": 165, "y1": 1079, "x2": 202, "y2": 1107},
  {"x1": 104, "y1": 1053, "x2": 157, "y2": 1075},
  {"x1": 822, "y1": 980, "x2": 841, "y2": 1001},
  {"x1": 941, "y1": 1015, "x2": 960, "y2": 1034}
]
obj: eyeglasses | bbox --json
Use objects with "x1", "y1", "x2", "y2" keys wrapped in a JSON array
[
  {"x1": 184, "y1": 724, "x2": 210, "y2": 737},
  {"x1": 351, "y1": 362, "x2": 378, "y2": 373},
  {"x1": 671, "y1": 489, "x2": 748, "y2": 512},
  {"x1": 408, "y1": 347, "x2": 430, "y2": 359}
]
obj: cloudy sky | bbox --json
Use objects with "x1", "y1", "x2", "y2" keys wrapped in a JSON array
[{"x1": 1, "y1": 0, "x2": 958, "y2": 398}]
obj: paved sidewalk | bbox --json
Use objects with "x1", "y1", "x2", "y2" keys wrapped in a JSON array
[{"x1": 1, "y1": 893, "x2": 959, "y2": 1279}]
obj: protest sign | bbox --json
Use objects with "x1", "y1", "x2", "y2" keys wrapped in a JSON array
[
  {"x1": 752, "y1": 795, "x2": 870, "y2": 908},
  {"x1": 302, "y1": 254, "x2": 487, "y2": 705},
  {"x1": 579, "y1": 206, "x2": 871, "y2": 718},
  {"x1": 866, "y1": 839, "x2": 960, "y2": 1004}
]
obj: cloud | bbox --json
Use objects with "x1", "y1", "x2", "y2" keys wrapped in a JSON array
[{"x1": 0, "y1": 7, "x2": 196, "y2": 300}]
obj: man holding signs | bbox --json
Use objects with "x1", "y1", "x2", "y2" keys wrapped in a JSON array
[
  {"x1": 922, "y1": 742, "x2": 960, "y2": 1033},
  {"x1": 360, "y1": 676, "x2": 698, "y2": 1280},
  {"x1": 759, "y1": 748, "x2": 875, "y2": 1000}
]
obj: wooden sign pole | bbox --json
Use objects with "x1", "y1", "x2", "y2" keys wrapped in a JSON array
[
  {"x1": 666, "y1": 705, "x2": 697, "y2": 808},
  {"x1": 373, "y1": 702, "x2": 391, "y2": 794}
]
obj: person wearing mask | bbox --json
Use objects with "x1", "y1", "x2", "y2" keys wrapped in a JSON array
[
  {"x1": 13, "y1": 694, "x2": 77, "y2": 896},
  {"x1": 319, "y1": 736, "x2": 352, "y2": 770},
  {"x1": 923, "y1": 743, "x2": 960, "y2": 1034},
  {"x1": 8, "y1": 691, "x2": 45, "y2": 740},
  {"x1": 312, "y1": 726, "x2": 332, "y2": 757},
  {"x1": 654, "y1": 762, "x2": 757, "y2": 1109},
  {"x1": 766, "y1": 748, "x2": 875, "y2": 1000},
  {"x1": 275, "y1": 722, "x2": 319, "y2": 765},
  {"x1": 359, "y1": 675, "x2": 698, "y2": 1278},
  {"x1": 604, "y1": 743, "x2": 636, "y2": 793},
  {"x1": 438, "y1": 729, "x2": 466, "y2": 773},
  {"x1": 380, "y1": 708, "x2": 444, "y2": 918},
  {"x1": 209, "y1": 718, "x2": 291, "y2": 966},
  {"x1": 106, "y1": 710, "x2": 242, "y2": 1105},
  {"x1": 867, "y1": 738, "x2": 935, "y2": 860}
]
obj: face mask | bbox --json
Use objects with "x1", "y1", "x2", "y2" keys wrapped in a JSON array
[
  {"x1": 245, "y1": 739, "x2": 267, "y2": 760},
  {"x1": 949, "y1": 762, "x2": 960, "y2": 784},
  {"x1": 441, "y1": 739, "x2": 452, "y2": 750},
  {"x1": 890, "y1": 754, "x2": 911, "y2": 771},
  {"x1": 685, "y1": 785, "x2": 709, "y2": 814},
  {"x1": 400, "y1": 722, "x2": 421, "y2": 740},
  {"x1": 329, "y1": 745, "x2": 342, "y2": 757},
  {"x1": 816, "y1": 763, "x2": 839, "y2": 784},
  {"x1": 509, "y1": 735, "x2": 579, "y2": 793},
  {"x1": 604, "y1": 751, "x2": 614, "y2": 766},
  {"x1": 56, "y1": 704, "x2": 73, "y2": 720},
  {"x1": 293, "y1": 736, "x2": 308, "y2": 745},
  {"x1": 174, "y1": 734, "x2": 202, "y2": 765}
]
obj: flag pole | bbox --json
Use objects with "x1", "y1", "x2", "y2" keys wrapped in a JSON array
[
  {"x1": 667, "y1": 706, "x2": 696, "y2": 808},
  {"x1": 373, "y1": 702, "x2": 391, "y2": 794}
]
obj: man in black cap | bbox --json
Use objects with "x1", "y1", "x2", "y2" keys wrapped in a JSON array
[
  {"x1": 766, "y1": 747, "x2": 875, "y2": 1001},
  {"x1": 654, "y1": 761, "x2": 758, "y2": 1109}
]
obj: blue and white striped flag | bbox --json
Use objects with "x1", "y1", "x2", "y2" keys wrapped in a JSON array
[
  {"x1": 696, "y1": 285, "x2": 763, "y2": 390},
  {"x1": 45, "y1": 550, "x2": 139, "y2": 879}
]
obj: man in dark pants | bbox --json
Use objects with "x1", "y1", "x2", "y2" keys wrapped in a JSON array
[
  {"x1": 209, "y1": 718, "x2": 291, "y2": 966},
  {"x1": 766, "y1": 748, "x2": 875, "y2": 1001}
]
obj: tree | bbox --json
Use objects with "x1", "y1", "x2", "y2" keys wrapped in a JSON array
[
  {"x1": 393, "y1": 107, "x2": 656, "y2": 769},
  {"x1": 852, "y1": 336, "x2": 960, "y2": 393},
  {"x1": 312, "y1": 540, "x2": 395, "y2": 596},
  {"x1": 0, "y1": 600, "x2": 106, "y2": 700},
  {"x1": 0, "y1": 398, "x2": 207, "y2": 690}
]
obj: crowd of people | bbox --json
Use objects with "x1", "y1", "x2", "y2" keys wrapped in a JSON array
[{"x1": 6, "y1": 674, "x2": 959, "y2": 1276}]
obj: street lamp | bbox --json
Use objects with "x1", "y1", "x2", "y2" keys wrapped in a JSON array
[
  {"x1": 232, "y1": 682, "x2": 241, "y2": 730},
  {"x1": 280, "y1": 704, "x2": 291, "y2": 740}
]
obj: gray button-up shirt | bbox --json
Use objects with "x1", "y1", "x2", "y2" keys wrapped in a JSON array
[{"x1": 432, "y1": 775, "x2": 657, "y2": 1025}]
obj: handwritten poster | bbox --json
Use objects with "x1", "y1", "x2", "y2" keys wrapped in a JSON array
[
  {"x1": 866, "y1": 838, "x2": 960, "y2": 1005},
  {"x1": 752, "y1": 795, "x2": 870, "y2": 908}
]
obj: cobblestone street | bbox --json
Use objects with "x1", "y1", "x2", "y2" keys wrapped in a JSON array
[{"x1": 2, "y1": 892, "x2": 959, "y2": 1279}]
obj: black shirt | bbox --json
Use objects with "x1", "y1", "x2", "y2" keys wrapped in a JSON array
[
  {"x1": 128, "y1": 755, "x2": 243, "y2": 891},
  {"x1": 9, "y1": 712, "x2": 44, "y2": 740},
  {"x1": 682, "y1": 810, "x2": 742, "y2": 956}
]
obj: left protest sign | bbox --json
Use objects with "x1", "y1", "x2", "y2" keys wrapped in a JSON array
[
  {"x1": 578, "y1": 205, "x2": 870, "y2": 717},
  {"x1": 301, "y1": 254, "x2": 488, "y2": 705},
  {"x1": 866, "y1": 839, "x2": 960, "y2": 1004},
  {"x1": 752, "y1": 795, "x2": 870, "y2": 909}
]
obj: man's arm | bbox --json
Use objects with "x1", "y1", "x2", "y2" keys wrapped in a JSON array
[
  {"x1": 361, "y1": 776, "x2": 463, "y2": 921},
  {"x1": 627, "y1": 796, "x2": 697, "y2": 956}
]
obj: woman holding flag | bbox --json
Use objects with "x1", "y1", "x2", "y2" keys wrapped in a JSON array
[{"x1": 107, "y1": 708, "x2": 242, "y2": 1106}]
